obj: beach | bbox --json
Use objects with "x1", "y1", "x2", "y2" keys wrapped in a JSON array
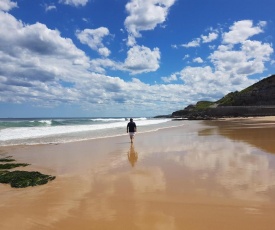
[{"x1": 1, "y1": 118, "x2": 275, "y2": 230}]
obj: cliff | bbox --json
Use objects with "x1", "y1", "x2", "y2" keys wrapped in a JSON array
[
  {"x1": 172, "y1": 74, "x2": 275, "y2": 119},
  {"x1": 217, "y1": 74, "x2": 275, "y2": 106}
]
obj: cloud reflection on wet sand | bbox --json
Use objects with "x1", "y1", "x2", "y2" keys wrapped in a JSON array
[{"x1": 1, "y1": 119, "x2": 275, "y2": 229}]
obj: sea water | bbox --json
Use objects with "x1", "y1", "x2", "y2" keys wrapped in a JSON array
[{"x1": 0, "y1": 117, "x2": 182, "y2": 146}]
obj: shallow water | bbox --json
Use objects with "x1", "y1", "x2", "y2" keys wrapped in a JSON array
[
  {"x1": 1, "y1": 119, "x2": 275, "y2": 230},
  {"x1": 0, "y1": 117, "x2": 174, "y2": 146}
]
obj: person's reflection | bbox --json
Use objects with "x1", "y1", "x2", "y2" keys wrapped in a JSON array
[{"x1": 128, "y1": 143, "x2": 138, "y2": 167}]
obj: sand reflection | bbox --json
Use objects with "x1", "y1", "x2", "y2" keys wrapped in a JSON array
[
  {"x1": 128, "y1": 143, "x2": 138, "y2": 167},
  {"x1": 202, "y1": 118, "x2": 275, "y2": 154},
  {"x1": 165, "y1": 124, "x2": 275, "y2": 202}
]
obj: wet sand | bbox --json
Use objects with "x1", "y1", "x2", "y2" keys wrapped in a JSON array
[{"x1": 1, "y1": 118, "x2": 275, "y2": 230}]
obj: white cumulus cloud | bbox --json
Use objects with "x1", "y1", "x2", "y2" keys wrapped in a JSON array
[
  {"x1": 124, "y1": 0, "x2": 176, "y2": 46},
  {"x1": 0, "y1": 0, "x2": 17, "y2": 11},
  {"x1": 193, "y1": 57, "x2": 203, "y2": 63},
  {"x1": 201, "y1": 32, "x2": 218, "y2": 43},
  {"x1": 223, "y1": 20, "x2": 266, "y2": 44},
  {"x1": 76, "y1": 27, "x2": 111, "y2": 57},
  {"x1": 59, "y1": 0, "x2": 89, "y2": 7},
  {"x1": 181, "y1": 38, "x2": 201, "y2": 48},
  {"x1": 210, "y1": 38, "x2": 273, "y2": 77},
  {"x1": 124, "y1": 45, "x2": 161, "y2": 74},
  {"x1": 45, "y1": 5, "x2": 57, "y2": 12},
  {"x1": 161, "y1": 74, "x2": 178, "y2": 83}
]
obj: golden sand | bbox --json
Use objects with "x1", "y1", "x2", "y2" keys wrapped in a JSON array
[{"x1": 1, "y1": 117, "x2": 275, "y2": 230}]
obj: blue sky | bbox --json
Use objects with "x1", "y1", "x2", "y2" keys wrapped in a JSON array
[{"x1": 0, "y1": 0, "x2": 274, "y2": 117}]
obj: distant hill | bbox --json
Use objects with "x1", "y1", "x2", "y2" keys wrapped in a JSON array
[
  {"x1": 217, "y1": 74, "x2": 275, "y2": 106},
  {"x1": 171, "y1": 74, "x2": 275, "y2": 119}
]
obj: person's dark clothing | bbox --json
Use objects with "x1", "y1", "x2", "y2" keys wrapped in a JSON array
[{"x1": 127, "y1": 121, "x2": 136, "y2": 132}]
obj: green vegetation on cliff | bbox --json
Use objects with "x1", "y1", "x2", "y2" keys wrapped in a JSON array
[
  {"x1": 194, "y1": 101, "x2": 215, "y2": 109},
  {"x1": 216, "y1": 91, "x2": 239, "y2": 106},
  {"x1": 171, "y1": 74, "x2": 275, "y2": 118}
]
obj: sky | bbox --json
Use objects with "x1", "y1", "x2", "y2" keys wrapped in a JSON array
[{"x1": 0, "y1": 0, "x2": 275, "y2": 118}]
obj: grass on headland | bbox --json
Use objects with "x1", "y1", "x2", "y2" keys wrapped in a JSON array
[{"x1": 0, "y1": 156, "x2": 56, "y2": 188}]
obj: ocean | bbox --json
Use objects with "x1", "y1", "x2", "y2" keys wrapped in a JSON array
[{"x1": 0, "y1": 117, "x2": 181, "y2": 146}]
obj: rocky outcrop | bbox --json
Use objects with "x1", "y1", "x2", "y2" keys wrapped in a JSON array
[
  {"x1": 173, "y1": 106, "x2": 275, "y2": 120},
  {"x1": 171, "y1": 74, "x2": 275, "y2": 119}
]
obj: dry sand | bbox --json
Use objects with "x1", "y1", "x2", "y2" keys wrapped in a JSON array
[{"x1": 1, "y1": 117, "x2": 275, "y2": 230}]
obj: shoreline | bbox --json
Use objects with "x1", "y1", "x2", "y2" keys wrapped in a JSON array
[
  {"x1": 0, "y1": 118, "x2": 176, "y2": 147},
  {"x1": 0, "y1": 122, "x2": 186, "y2": 148}
]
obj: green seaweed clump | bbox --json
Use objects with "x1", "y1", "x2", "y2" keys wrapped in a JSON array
[
  {"x1": 0, "y1": 156, "x2": 56, "y2": 188},
  {"x1": 0, "y1": 157, "x2": 15, "y2": 162},
  {"x1": 0, "y1": 163, "x2": 29, "y2": 170},
  {"x1": 0, "y1": 170, "x2": 9, "y2": 175},
  {"x1": 0, "y1": 171, "x2": 56, "y2": 188}
]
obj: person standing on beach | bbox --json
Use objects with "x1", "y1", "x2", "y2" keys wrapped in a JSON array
[{"x1": 127, "y1": 118, "x2": 136, "y2": 143}]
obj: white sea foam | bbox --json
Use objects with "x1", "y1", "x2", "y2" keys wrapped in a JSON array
[
  {"x1": 90, "y1": 117, "x2": 147, "y2": 122},
  {"x1": 90, "y1": 118, "x2": 126, "y2": 122},
  {"x1": 28, "y1": 119, "x2": 52, "y2": 125},
  {"x1": 0, "y1": 118, "x2": 171, "y2": 142},
  {"x1": 38, "y1": 120, "x2": 52, "y2": 125}
]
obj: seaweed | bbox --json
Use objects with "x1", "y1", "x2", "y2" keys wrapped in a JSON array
[
  {"x1": 0, "y1": 170, "x2": 9, "y2": 175},
  {"x1": 0, "y1": 157, "x2": 15, "y2": 162},
  {"x1": 0, "y1": 171, "x2": 56, "y2": 188},
  {"x1": 0, "y1": 163, "x2": 29, "y2": 170},
  {"x1": 0, "y1": 156, "x2": 56, "y2": 188}
]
